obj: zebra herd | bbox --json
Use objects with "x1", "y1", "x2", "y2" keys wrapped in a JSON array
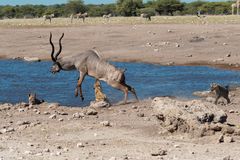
[{"x1": 42, "y1": 13, "x2": 151, "y2": 24}]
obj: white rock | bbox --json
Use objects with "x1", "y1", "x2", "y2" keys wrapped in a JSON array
[
  {"x1": 49, "y1": 114, "x2": 57, "y2": 119},
  {"x1": 23, "y1": 57, "x2": 41, "y2": 62},
  {"x1": 100, "y1": 121, "x2": 111, "y2": 127},
  {"x1": 77, "y1": 142, "x2": 85, "y2": 148}
]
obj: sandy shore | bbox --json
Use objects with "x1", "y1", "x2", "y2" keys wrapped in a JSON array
[{"x1": 0, "y1": 24, "x2": 240, "y2": 69}]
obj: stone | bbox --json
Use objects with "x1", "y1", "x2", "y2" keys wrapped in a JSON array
[
  {"x1": 16, "y1": 121, "x2": 31, "y2": 126},
  {"x1": 43, "y1": 148, "x2": 50, "y2": 152},
  {"x1": 23, "y1": 57, "x2": 41, "y2": 62},
  {"x1": 229, "y1": 110, "x2": 235, "y2": 113},
  {"x1": 48, "y1": 103, "x2": 59, "y2": 109},
  {"x1": 222, "y1": 126, "x2": 235, "y2": 134},
  {"x1": 90, "y1": 101, "x2": 110, "y2": 108},
  {"x1": 226, "y1": 54, "x2": 231, "y2": 57},
  {"x1": 225, "y1": 136, "x2": 234, "y2": 143},
  {"x1": 43, "y1": 111, "x2": 50, "y2": 115},
  {"x1": 73, "y1": 112, "x2": 85, "y2": 119},
  {"x1": 49, "y1": 114, "x2": 57, "y2": 119},
  {"x1": 175, "y1": 43, "x2": 180, "y2": 47},
  {"x1": 86, "y1": 108, "x2": 98, "y2": 115},
  {"x1": 77, "y1": 143, "x2": 85, "y2": 148},
  {"x1": 218, "y1": 134, "x2": 224, "y2": 143},
  {"x1": 109, "y1": 157, "x2": 116, "y2": 160},
  {"x1": 100, "y1": 121, "x2": 111, "y2": 127},
  {"x1": 151, "y1": 149, "x2": 167, "y2": 156},
  {"x1": 137, "y1": 113, "x2": 144, "y2": 117},
  {"x1": 58, "y1": 118, "x2": 64, "y2": 122}
]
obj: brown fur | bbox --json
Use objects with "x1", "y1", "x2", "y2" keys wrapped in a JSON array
[
  {"x1": 210, "y1": 83, "x2": 230, "y2": 104},
  {"x1": 28, "y1": 93, "x2": 44, "y2": 105},
  {"x1": 94, "y1": 79, "x2": 107, "y2": 102}
]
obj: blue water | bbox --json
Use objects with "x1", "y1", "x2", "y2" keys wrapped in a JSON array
[{"x1": 1, "y1": 60, "x2": 240, "y2": 107}]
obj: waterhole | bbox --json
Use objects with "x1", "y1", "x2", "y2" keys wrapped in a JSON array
[{"x1": 1, "y1": 60, "x2": 240, "y2": 106}]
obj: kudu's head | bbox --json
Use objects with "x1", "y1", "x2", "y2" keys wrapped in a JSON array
[{"x1": 49, "y1": 32, "x2": 64, "y2": 74}]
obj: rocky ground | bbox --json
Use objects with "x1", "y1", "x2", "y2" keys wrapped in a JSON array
[{"x1": 0, "y1": 88, "x2": 240, "y2": 160}]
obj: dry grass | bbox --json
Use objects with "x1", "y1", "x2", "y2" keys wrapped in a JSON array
[{"x1": 1, "y1": 15, "x2": 240, "y2": 28}]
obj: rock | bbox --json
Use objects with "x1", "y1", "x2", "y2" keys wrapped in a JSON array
[
  {"x1": 151, "y1": 149, "x2": 167, "y2": 156},
  {"x1": 229, "y1": 110, "x2": 235, "y2": 113},
  {"x1": 16, "y1": 121, "x2": 31, "y2": 126},
  {"x1": 132, "y1": 105, "x2": 138, "y2": 109},
  {"x1": 226, "y1": 54, "x2": 231, "y2": 57},
  {"x1": 49, "y1": 114, "x2": 57, "y2": 119},
  {"x1": 218, "y1": 134, "x2": 224, "y2": 143},
  {"x1": 90, "y1": 101, "x2": 110, "y2": 108},
  {"x1": 109, "y1": 157, "x2": 116, "y2": 160},
  {"x1": 154, "y1": 48, "x2": 159, "y2": 52},
  {"x1": 152, "y1": 97, "x2": 228, "y2": 136},
  {"x1": 146, "y1": 42, "x2": 152, "y2": 47},
  {"x1": 167, "y1": 29, "x2": 173, "y2": 33},
  {"x1": 18, "y1": 109, "x2": 25, "y2": 112},
  {"x1": 225, "y1": 136, "x2": 234, "y2": 143},
  {"x1": 43, "y1": 111, "x2": 50, "y2": 115},
  {"x1": 43, "y1": 148, "x2": 50, "y2": 152},
  {"x1": 23, "y1": 57, "x2": 41, "y2": 62},
  {"x1": 192, "y1": 91, "x2": 211, "y2": 98},
  {"x1": 86, "y1": 108, "x2": 98, "y2": 115},
  {"x1": 73, "y1": 112, "x2": 84, "y2": 119},
  {"x1": 0, "y1": 127, "x2": 15, "y2": 134},
  {"x1": 137, "y1": 113, "x2": 145, "y2": 117},
  {"x1": 100, "y1": 121, "x2": 111, "y2": 127},
  {"x1": 48, "y1": 103, "x2": 59, "y2": 109},
  {"x1": 59, "y1": 112, "x2": 68, "y2": 115},
  {"x1": 58, "y1": 118, "x2": 64, "y2": 122},
  {"x1": 175, "y1": 43, "x2": 180, "y2": 47},
  {"x1": 77, "y1": 142, "x2": 85, "y2": 148},
  {"x1": 189, "y1": 36, "x2": 204, "y2": 42},
  {"x1": 223, "y1": 43, "x2": 228, "y2": 46},
  {"x1": 24, "y1": 150, "x2": 33, "y2": 155},
  {"x1": 222, "y1": 126, "x2": 235, "y2": 134},
  {"x1": 213, "y1": 58, "x2": 224, "y2": 62}
]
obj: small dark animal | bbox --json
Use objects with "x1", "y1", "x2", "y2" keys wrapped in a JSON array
[
  {"x1": 210, "y1": 83, "x2": 230, "y2": 105},
  {"x1": 140, "y1": 13, "x2": 151, "y2": 21},
  {"x1": 28, "y1": 93, "x2": 44, "y2": 105}
]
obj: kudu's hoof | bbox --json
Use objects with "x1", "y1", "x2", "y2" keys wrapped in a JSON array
[{"x1": 81, "y1": 96, "x2": 84, "y2": 101}]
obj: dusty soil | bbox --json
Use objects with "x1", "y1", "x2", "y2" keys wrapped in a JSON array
[
  {"x1": 0, "y1": 24, "x2": 240, "y2": 68},
  {"x1": 1, "y1": 94, "x2": 240, "y2": 160},
  {"x1": 1, "y1": 23, "x2": 240, "y2": 160}
]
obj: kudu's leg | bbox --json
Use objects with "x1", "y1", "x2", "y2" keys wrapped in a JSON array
[
  {"x1": 108, "y1": 80, "x2": 128, "y2": 104},
  {"x1": 214, "y1": 96, "x2": 220, "y2": 105},
  {"x1": 74, "y1": 72, "x2": 86, "y2": 101},
  {"x1": 124, "y1": 83, "x2": 139, "y2": 101}
]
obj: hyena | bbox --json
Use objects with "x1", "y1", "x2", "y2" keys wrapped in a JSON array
[
  {"x1": 28, "y1": 93, "x2": 44, "y2": 105},
  {"x1": 210, "y1": 83, "x2": 230, "y2": 105},
  {"x1": 94, "y1": 79, "x2": 108, "y2": 102}
]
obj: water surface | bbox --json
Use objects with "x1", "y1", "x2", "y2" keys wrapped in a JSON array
[{"x1": 1, "y1": 60, "x2": 240, "y2": 106}]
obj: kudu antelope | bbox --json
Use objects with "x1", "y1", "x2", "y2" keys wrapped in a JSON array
[
  {"x1": 43, "y1": 14, "x2": 54, "y2": 23},
  {"x1": 49, "y1": 33, "x2": 138, "y2": 104}
]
